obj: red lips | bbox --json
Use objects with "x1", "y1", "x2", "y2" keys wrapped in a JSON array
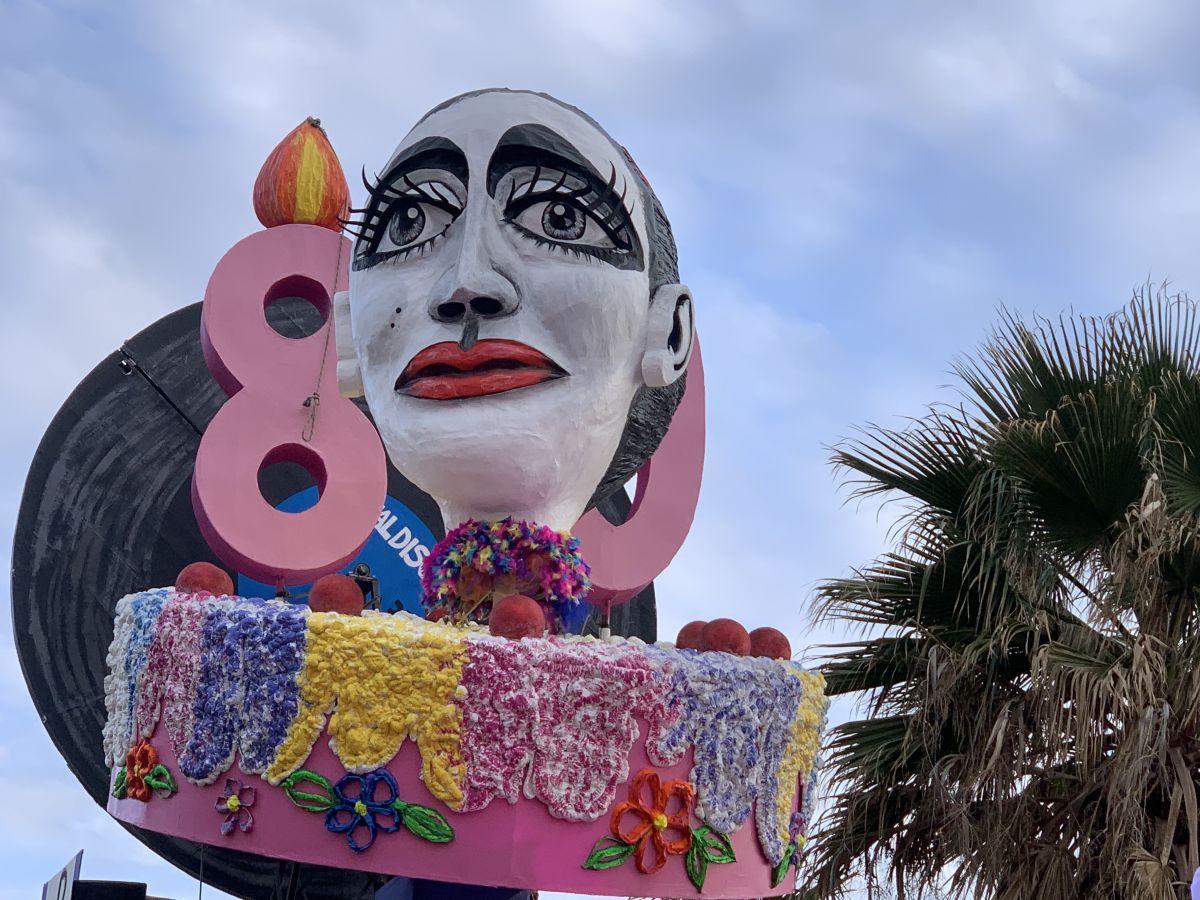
[{"x1": 395, "y1": 339, "x2": 567, "y2": 401}]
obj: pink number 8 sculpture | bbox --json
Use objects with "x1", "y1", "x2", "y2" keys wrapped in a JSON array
[{"x1": 193, "y1": 223, "x2": 386, "y2": 585}]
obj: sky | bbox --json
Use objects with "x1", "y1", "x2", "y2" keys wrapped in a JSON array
[{"x1": 4, "y1": 0, "x2": 1200, "y2": 897}]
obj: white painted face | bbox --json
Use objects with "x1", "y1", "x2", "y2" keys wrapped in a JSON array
[{"x1": 344, "y1": 91, "x2": 664, "y2": 531}]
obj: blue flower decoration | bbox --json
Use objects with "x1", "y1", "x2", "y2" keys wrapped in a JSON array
[
  {"x1": 283, "y1": 765, "x2": 456, "y2": 852},
  {"x1": 324, "y1": 769, "x2": 402, "y2": 852}
]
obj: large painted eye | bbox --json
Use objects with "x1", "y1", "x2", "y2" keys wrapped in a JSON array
[
  {"x1": 351, "y1": 176, "x2": 465, "y2": 267},
  {"x1": 494, "y1": 161, "x2": 640, "y2": 269},
  {"x1": 377, "y1": 197, "x2": 455, "y2": 253},
  {"x1": 513, "y1": 199, "x2": 615, "y2": 248}
]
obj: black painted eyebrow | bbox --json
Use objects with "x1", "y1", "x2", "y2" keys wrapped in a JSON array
[
  {"x1": 377, "y1": 136, "x2": 468, "y2": 187},
  {"x1": 486, "y1": 124, "x2": 611, "y2": 198}
]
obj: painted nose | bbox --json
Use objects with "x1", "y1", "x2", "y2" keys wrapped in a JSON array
[
  {"x1": 430, "y1": 293, "x2": 515, "y2": 323},
  {"x1": 428, "y1": 197, "x2": 521, "y2": 326}
]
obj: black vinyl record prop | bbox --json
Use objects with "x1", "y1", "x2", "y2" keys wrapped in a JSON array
[{"x1": 12, "y1": 301, "x2": 654, "y2": 900}]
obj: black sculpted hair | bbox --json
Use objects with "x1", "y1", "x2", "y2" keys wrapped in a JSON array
[
  {"x1": 416, "y1": 89, "x2": 688, "y2": 510},
  {"x1": 587, "y1": 169, "x2": 686, "y2": 509}
]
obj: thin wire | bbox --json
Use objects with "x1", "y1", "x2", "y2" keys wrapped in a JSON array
[
  {"x1": 303, "y1": 230, "x2": 345, "y2": 442},
  {"x1": 196, "y1": 843, "x2": 205, "y2": 900}
]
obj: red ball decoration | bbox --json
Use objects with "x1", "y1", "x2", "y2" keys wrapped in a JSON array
[
  {"x1": 489, "y1": 594, "x2": 545, "y2": 640},
  {"x1": 175, "y1": 562, "x2": 234, "y2": 597},
  {"x1": 675, "y1": 620, "x2": 708, "y2": 650},
  {"x1": 749, "y1": 626, "x2": 792, "y2": 660},
  {"x1": 700, "y1": 618, "x2": 751, "y2": 656},
  {"x1": 308, "y1": 574, "x2": 363, "y2": 616}
]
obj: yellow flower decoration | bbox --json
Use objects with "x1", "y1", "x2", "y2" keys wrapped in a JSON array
[
  {"x1": 266, "y1": 613, "x2": 469, "y2": 809},
  {"x1": 772, "y1": 668, "x2": 827, "y2": 849}
]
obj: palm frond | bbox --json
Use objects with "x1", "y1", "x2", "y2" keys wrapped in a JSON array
[{"x1": 805, "y1": 289, "x2": 1200, "y2": 900}]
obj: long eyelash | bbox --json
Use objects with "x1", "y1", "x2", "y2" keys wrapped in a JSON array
[
  {"x1": 345, "y1": 167, "x2": 389, "y2": 245},
  {"x1": 596, "y1": 164, "x2": 635, "y2": 234},
  {"x1": 401, "y1": 175, "x2": 463, "y2": 213},
  {"x1": 516, "y1": 229, "x2": 598, "y2": 261},
  {"x1": 507, "y1": 165, "x2": 574, "y2": 207},
  {"x1": 505, "y1": 164, "x2": 632, "y2": 242},
  {"x1": 352, "y1": 226, "x2": 452, "y2": 271},
  {"x1": 348, "y1": 168, "x2": 461, "y2": 251},
  {"x1": 502, "y1": 222, "x2": 629, "y2": 268},
  {"x1": 428, "y1": 182, "x2": 456, "y2": 206},
  {"x1": 506, "y1": 164, "x2": 538, "y2": 207},
  {"x1": 581, "y1": 166, "x2": 615, "y2": 215}
]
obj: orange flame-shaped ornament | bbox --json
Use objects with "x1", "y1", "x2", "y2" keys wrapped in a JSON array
[{"x1": 253, "y1": 117, "x2": 349, "y2": 232}]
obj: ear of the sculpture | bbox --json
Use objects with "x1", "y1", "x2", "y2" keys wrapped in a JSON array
[
  {"x1": 641, "y1": 283, "x2": 694, "y2": 388},
  {"x1": 333, "y1": 290, "x2": 364, "y2": 398}
]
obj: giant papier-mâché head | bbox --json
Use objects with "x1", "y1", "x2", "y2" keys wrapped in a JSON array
[{"x1": 338, "y1": 89, "x2": 695, "y2": 531}]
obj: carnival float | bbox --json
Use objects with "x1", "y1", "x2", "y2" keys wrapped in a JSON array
[{"x1": 15, "y1": 90, "x2": 826, "y2": 899}]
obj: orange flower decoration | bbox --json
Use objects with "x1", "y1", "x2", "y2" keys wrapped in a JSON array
[
  {"x1": 610, "y1": 768, "x2": 696, "y2": 874},
  {"x1": 124, "y1": 740, "x2": 158, "y2": 802}
]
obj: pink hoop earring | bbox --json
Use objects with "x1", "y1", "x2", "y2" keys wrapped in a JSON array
[{"x1": 575, "y1": 337, "x2": 705, "y2": 612}]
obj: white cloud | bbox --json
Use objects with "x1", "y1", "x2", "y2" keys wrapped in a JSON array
[
  {"x1": 0, "y1": 189, "x2": 170, "y2": 429},
  {"x1": 655, "y1": 276, "x2": 896, "y2": 656},
  {"x1": 1079, "y1": 110, "x2": 1200, "y2": 291}
]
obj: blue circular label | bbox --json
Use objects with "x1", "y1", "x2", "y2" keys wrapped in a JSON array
[{"x1": 236, "y1": 489, "x2": 437, "y2": 614}]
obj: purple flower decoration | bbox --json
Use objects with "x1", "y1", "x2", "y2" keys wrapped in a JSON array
[
  {"x1": 325, "y1": 770, "x2": 402, "y2": 853},
  {"x1": 215, "y1": 778, "x2": 256, "y2": 835},
  {"x1": 785, "y1": 811, "x2": 800, "y2": 843}
]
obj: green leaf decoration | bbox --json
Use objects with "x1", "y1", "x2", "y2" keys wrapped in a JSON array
[
  {"x1": 399, "y1": 803, "x2": 455, "y2": 844},
  {"x1": 111, "y1": 767, "x2": 128, "y2": 800},
  {"x1": 281, "y1": 769, "x2": 336, "y2": 813},
  {"x1": 582, "y1": 836, "x2": 636, "y2": 871},
  {"x1": 771, "y1": 842, "x2": 797, "y2": 889},
  {"x1": 695, "y1": 825, "x2": 736, "y2": 864},
  {"x1": 144, "y1": 764, "x2": 177, "y2": 796},
  {"x1": 685, "y1": 836, "x2": 709, "y2": 891}
]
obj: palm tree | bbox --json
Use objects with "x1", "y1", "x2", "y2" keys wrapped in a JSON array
[{"x1": 800, "y1": 291, "x2": 1200, "y2": 900}]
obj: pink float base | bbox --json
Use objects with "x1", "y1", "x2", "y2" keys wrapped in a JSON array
[{"x1": 108, "y1": 720, "x2": 797, "y2": 898}]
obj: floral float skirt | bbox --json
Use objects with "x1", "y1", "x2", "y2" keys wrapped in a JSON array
[{"x1": 103, "y1": 590, "x2": 827, "y2": 898}]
